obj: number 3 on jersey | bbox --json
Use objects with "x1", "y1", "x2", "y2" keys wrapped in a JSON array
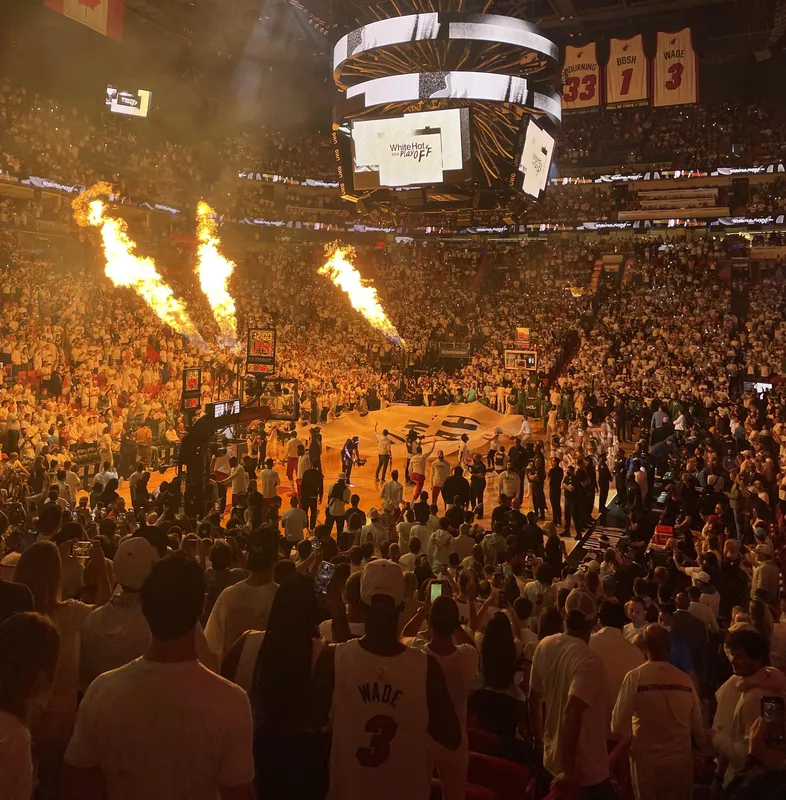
[
  {"x1": 665, "y1": 62, "x2": 683, "y2": 90},
  {"x1": 356, "y1": 714, "x2": 398, "y2": 767}
]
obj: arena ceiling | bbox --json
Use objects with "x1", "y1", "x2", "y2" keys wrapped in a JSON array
[{"x1": 311, "y1": 0, "x2": 778, "y2": 57}]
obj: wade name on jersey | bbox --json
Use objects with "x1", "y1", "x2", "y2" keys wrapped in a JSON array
[
  {"x1": 358, "y1": 681, "x2": 405, "y2": 708},
  {"x1": 663, "y1": 49, "x2": 686, "y2": 59}
]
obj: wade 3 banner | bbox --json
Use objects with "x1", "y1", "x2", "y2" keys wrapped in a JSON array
[
  {"x1": 317, "y1": 402, "x2": 535, "y2": 458},
  {"x1": 653, "y1": 28, "x2": 698, "y2": 107},
  {"x1": 606, "y1": 35, "x2": 648, "y2": 106}
]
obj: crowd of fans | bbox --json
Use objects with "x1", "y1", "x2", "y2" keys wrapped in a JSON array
[
  {"x1": 3, "y1": 75, "x2": 786, "y2": 800},
  {"x1": 556, "y1": 103, "x2": 786, "y2": 169}
]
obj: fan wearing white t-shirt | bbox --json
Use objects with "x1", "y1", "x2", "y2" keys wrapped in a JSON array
[
  {"x1": 62, "y1": 555, "x2": 254, "y2": 800},
  {"x1": 402, "y1": 591, "x2": 478, "y2": 800},
  {"x1": 529, "y1": 589, "x2": 611, "y2": 795},
  {"x1": 205, "y1": 528, "x2": 280, "y2": 661},
  {"x1": 611, "y1": 623, "x2": 705, "y2": 800}
]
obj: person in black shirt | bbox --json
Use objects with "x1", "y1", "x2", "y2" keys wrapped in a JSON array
[
  {"x1": 491, "y1": 498, "x2": 510, "y2": 528},
  {"x1": 441, "y1": 466, "x2": 470, "y2": 509},
  {"x1": 597, "y1": 453, "x2": 611, "y2": 516},
  {"x1": 519, "y1": 512, "x2": 544, "y2": 558},
  {"x1": 526, "y1": 458, "x2": 546, "y2": 521},
  {"x1": 507, "y1": 438, "x2": 525, "y2": 501},
  {"x1": 299, "y1": 466, "x2": 324, "y2": 529},
  {"x1": 613, "y1": 450, "x2": 627, "y2": 505},
  {"x1": 506, "y1": 498, "x2": 527, "y2": 541},
  {"x1": 469, "y1": 455, "x2": 487, "y2": 519},
  {"x1": 562, "y1": 465, "x2": 577, "y2": 537},
  {"x1": 445, "y1": 496, "x2": 466, "y2": 530},
  {"x1": 548, "y1": 457, "x2": 563, "y2": 526}
]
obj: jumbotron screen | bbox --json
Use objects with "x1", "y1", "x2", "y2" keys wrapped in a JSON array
[
  {"x1": 350, "y1": 108, "x2": 472, "y2": 191},
  {"x1": 105, "y1": 86, "x2": 152, "y2": 118},
  {"x1": 515, "y1": 119, "x2": 555, "y2": 198}
]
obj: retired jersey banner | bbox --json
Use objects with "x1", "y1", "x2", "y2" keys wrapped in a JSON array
[
  {"x1": 561, "y1": 43, "x2": 601, "y2": 111},
  {"x1": 606, "y1": 35, "x2": 648, "y2": 106},
  {"x1": 45, "y1": 0, "x2": 124, "y2": 41},
  {"x1": 653, "y1": 28, "x2": 698, "y2": 107},
  {"x1": 318, "y1": 402, "x2": 535, "y2": 458}
]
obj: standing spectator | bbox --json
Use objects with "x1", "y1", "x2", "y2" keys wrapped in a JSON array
[
  {"x1": 281, "y1": 495, "x2": 309, "y2": 557},
  {"x1": 402, "y1": 592, "x2": 478, "y2": 800},
  {"x1": 79, "y1": 537, "x2": 160, "y2": 689},
  {"x1": 222, "y1": 456, "x2": 249, "y2": 509},
  {"x1": 258, "y1": 458, "x2": 281, "y2": 513},
  {"x1": 612, "y1": 624, "x2": 705, "y2": 800},
  {"x1": 0, "y1": 612, "x2": 60, "y2": 800},
  {"x1": 325, "y1": 472, "x2": 351, "y2": 538},
  {"x1": 312, "y1": 559, "x2": 460, "y2": 800},
  {"x1": 205, "y1": 527, "x2": 279, "y2": 661},
  {"x1": 381, "y1": 469, "x2": 403, "y2": 509},
  {"x1": 373, "y1": 424, "x2": 394, "y2": 482},
  {"x1": 62, "y1": 555, "x2": 254, "y2": 800},
  {"x1": 300, "y1": 463, "x2": 324, "y2": 529},
  {"x1": 529, "y1": 589, "x2": 611, "y2": 797},
  {"x1": 589, "y1": 601, "x2": 644, "y2": 734},
  {"x1": 133, "y1": 421, "x2": 153, "y2": 467},
  {"x1": 751, "y1": 546, "x2": 781, "y2": 604},
  {"x1": 13, "y1": 539, "x2": 110, "y2": 794}
]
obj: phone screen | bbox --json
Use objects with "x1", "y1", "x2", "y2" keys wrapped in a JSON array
[
  {"x1": 72, "y1": 541, "x2": 92, "y2": 560},
  {"x1": 430, "y1": 582, "x2": 444, "y2": 603},
  {"x1": 762, "y1": 696, "x2": 785, "y2": 746},
  {"x1": 314, "y1": 561, "x2": 336, "y2": 602}
]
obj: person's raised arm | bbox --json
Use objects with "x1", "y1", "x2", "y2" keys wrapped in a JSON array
[
  {"x1": 89, "y1": 539, "x2": 111, "y2": 606},
  {"x1": 324, "y1": 577, "x2": 352, "y2": 643},
  {"x1": 426, "y1": 655, "x2": 461, "y2": 751}
]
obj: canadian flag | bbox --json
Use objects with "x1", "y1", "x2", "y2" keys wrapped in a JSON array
[{"x1": 44, "y1": 0, "x2": 124, "y2": 41}]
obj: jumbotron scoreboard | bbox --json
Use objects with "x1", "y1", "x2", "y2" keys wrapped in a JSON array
[{"x1": 330, "y1": 11, "x2": 561, "y2": 211}]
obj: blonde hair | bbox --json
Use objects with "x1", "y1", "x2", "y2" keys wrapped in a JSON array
[{"x1": 13, "y1": 540, "x2": 61, "y2": 614}]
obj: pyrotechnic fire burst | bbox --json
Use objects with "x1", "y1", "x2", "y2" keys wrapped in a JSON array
[
  {"x1": 72, "y1": 183, "x2": 205, "y2": 345},
  {"x1": 318, "y1": 243, "x2": 407, "y2": 348},
  {"x1": 195, "y1": 201, "x2": 238, "y2": 345}
]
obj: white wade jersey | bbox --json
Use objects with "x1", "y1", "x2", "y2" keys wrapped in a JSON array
[{"x1": 328, "y1": 639, "x2": 430, "y2": 800}]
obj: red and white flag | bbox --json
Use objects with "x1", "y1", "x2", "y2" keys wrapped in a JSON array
[{"x1": 44, "y1": 0, "x2": 124, "y2": 41}]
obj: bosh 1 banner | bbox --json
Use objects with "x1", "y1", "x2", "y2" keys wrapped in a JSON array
[
  {"x1": 606, "y1": 35, "x2": 648, "y2": 106},
  {"x1": 653, "y1": 28, "x2": 698, "y2": 107},
  {"x1": 561, "y1": 43, "x2": 601, "y2": 111}
]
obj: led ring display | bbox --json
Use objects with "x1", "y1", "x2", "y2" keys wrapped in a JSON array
[
  {"x1": 336, "y1": 71, "x2": 562, "y2": 127},
  {"x1": 333, "y1": 12, "x2": 560, "y2": 85}
]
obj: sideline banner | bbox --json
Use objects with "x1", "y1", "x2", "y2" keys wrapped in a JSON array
[
  {"x1": 606, "y1": 35, "x2": 647, "y2": 106},
  {"x1": 317, "y1": 402, "x2": 531, "y2": 457},
  {"x1": 653, "y1": 28, "x2": 698, "y2": 107},
  {"x1": 561, "y1": 43, "x2": 601, "y2": 111}
]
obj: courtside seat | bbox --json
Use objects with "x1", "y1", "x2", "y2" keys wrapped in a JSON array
[
  {"x1": 468, "y1": 752, "x2": 536, "y2": 800},
  {"x1": 430, "y1": 778, "x2": 496, "y2": 800}
]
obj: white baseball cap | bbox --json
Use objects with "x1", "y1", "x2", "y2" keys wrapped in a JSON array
[
  {"x1": 361, "y1": 559, "x2": 405, "y2": 606},
  {"x1": 113, "y1": 537, "x2": 159, "y2": 590},
  {"x1": 564, "y1": 589, "x2": 598, "y2": 621}
]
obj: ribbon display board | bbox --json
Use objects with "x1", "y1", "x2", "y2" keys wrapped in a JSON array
[
  {"x1": 246, "y1": 328, "x2": 276, "y2": 374},
  {"x1": 653, "y1": 28, "x2": 698, "y2": 107},
  {"x1": 561, "y1": 43, "x2": 601, "y2": 111},
  {"x1": 439, "y1": 342, "x2": 471, "y2": 358},
  {"x1": 606, "y1": 35, "x2": 647, "y2": 106},
  {"x1": 181, "y1": 368, "x2": 202, "y2": 410}
]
